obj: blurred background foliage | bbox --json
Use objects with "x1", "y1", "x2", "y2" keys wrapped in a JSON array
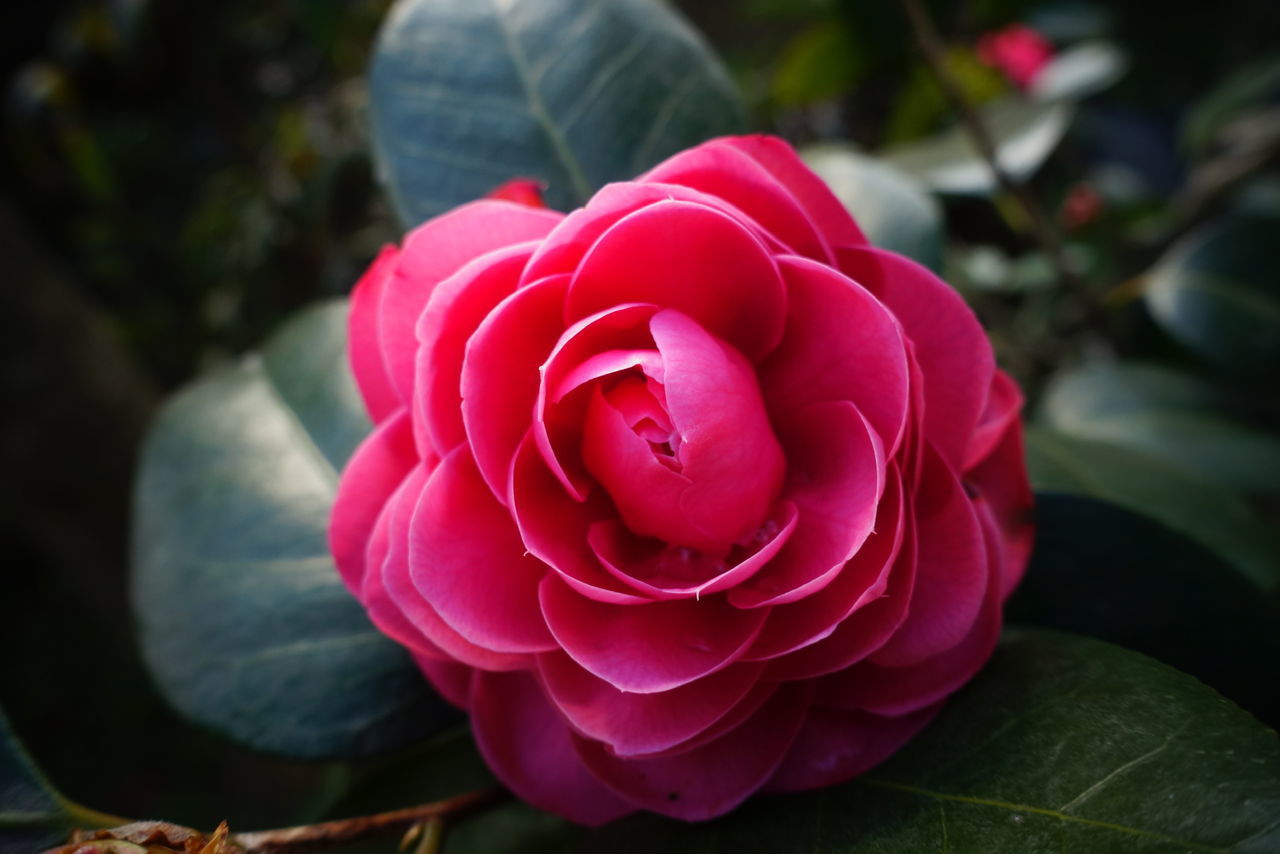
[{"x1": 2, "y1": 0, "x2": 1279, "y2": 840}]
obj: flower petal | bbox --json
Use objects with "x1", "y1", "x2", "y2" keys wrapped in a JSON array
[
  {"x1": 381, "y1": 200, "x2": 562, "y2": 403},
  {"x1": 511, "y1": 430, "x2": 652, "y2": 605},
  {"x1": 520, "y1": 182, "x2": 789, "y2": 284},
  {"x1": 765, "y1": 704, "x2": 939, "y2": 792},
  {"x1": 414, "y1": 241, "x2": 537, "y2": 456},
  {"x1": 538, "y1": 652, "x2": 765, "y2": 757},
  {"x1": 838, "y1": 245, "x2": 995, "y2": 468},
  {"x1": 329, "y1": 409, "x2": 416, "y2": 593},
  {"x1": 759, "y1": 256, "x2": 910, "y2": 455},
  {"x1": 744, "y1": 469, "x2": 905, "y2": 660},
  {"x1": 572, "y1": 682, "x2": 812, "y2": 821},
  {"x1": 641, "y1": 139, "x2": 833, "y2": 261},
  {"x1": 588, "y1": 501, "x2": 797, "y2": 600},
  {"x1": 470, "y1": 670, "x2": 633, "y2": 826},
  {"x1": 869, "y1": 444, "x2": 988, "y2": 668},
  {"x1": 722, "y1": 135, "x2": 869, "y2": 248},
  {"x1": 566, "y1": 200, "x2": 787, "y2": 361},
  {"x1": 348, "y1": 244, "x2": 402, "y2": 422},
  {"x1": 409, "y1": 447, "x2": 557, "y2": 654},
  {"x1": 539, "y1": 574, "x2": 769, "y2": 694},
  {"x1": 966, "y1": 418, "x2": 1035, "y2": 599},
  {"x1": 729, "y1": 401, "x2": 883, "y2": 608},
  {"x1": 462, "y1": 273, "x2": 572, "y2": 502}
]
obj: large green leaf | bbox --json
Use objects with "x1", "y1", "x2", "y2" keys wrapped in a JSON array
[
  {"x1": 1029, "y1": 41, "x2": 1127, "y2": 102},
  {"x1": 1038, "y1": 361, "x2": 1280, "y2": 495},
  {"x1": 1010, "y1": 494, "x2": 1280, "y2": 727},
  {"x1": 1144, "y1": 215, "x2": 1280, "y2": 373},
  {"x1": 1025, "y1": 428, "x2": 1280, "y2": 593},
  {"x1": 1, "y1": 708, "x2": 72, "y2": 854},
  {"x1": 369, "y1": 0, "x2": 746, "y2": 226},
  {"x1": 801, "y1": 144, "x2": 944, "y2": 271},
  {"x1": 884, "y1": 98, "x2": 1072, "y2": 196},
  {"x1": 132, "y1": 300, "x2": 454, "y2": 758},
  {"x1": 584, "y1": 630, "x2": 1280, "y2": 853},
  {"x1": 0, "y1": 709, "x2": 124, "y2": 854}
]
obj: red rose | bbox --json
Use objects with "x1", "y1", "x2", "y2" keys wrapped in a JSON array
[{"x1": 329, "y1": 135, "x2": 1033, "y2": 824}]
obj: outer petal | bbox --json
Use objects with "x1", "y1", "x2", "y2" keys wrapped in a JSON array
[
  {"x1": 838, "y1": 245, "x2": 995, "y2": 468},
  {"x1": 381, "y1": 464, "x2": 529, "y2": 672},
  {"x1": 538, "y1": 652, "x2": 764, "y2": 757},
  {"x1": 380, "y1": 200, "x2": 562, "y2": 403},
  {"x1": 415, "y1": 241, "x2": 538, "y2": 456},
  {"x1": 641, "y1": 139, "x2": 833, "y2": 261},
  {"x1": 538, "y1": 574, "x2": 769, "y2": 694},
  {"x1": 818, "y1": 505, "x2": 1004, "y2": 716},
  {"x1": 329, "y1": 409, "x2": 416, "y2": 594},
  {"x1": 470, "y1": 670, "x2": 633, "y2": 826},
  {"x1": 965, "y1": 369, "x2": 1023, "y2": 470},
  {"x1": 722, "y1": 135, "x2": 868, "y2": 247},
  {"x1": 765, "y1": 704, "x2": 939, "y2": 792},
  {"x1": 348, "y1": 244, "x2": 401, "y2": 423},
  {"x1": 566, "y1": 200, "x2": 787, "y2": 361},
  {"x1": 572, "y1": 682, "x2": 812, "y2": 821},
  {"x1": 409, "y1": 447, "x2": 557, "y2": 654},
  {"x1": 966, "y1": 417, "x2": 1035, "y2": 599},
  {"x1": 869, "y1": 444, "x2": 988, "y2": 668},
  {"x1": 759, "y1": 256, "x2": 910, "y2": 455}
]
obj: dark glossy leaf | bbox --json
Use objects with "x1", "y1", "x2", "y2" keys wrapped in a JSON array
[
  {"x1": 1183, "y1": 53, "x2": 1280, "y2": 155},
  {"x1": 1030, "y1": 41, "x2": 1127, "y2": 102},
  {"x1": 801, "y1": 144, "x2": 944, "y2": 271},
  {"x1": 1039, "y1": 361, "x2": 1280, "y2": 495},
  {"x1": 584, "y1": 630, "x2": 1280, "y2": 853},
  {"x1": 1025, "y1": 428, "x2": 1280, "y2": 593},
  {"x1": 885, "y1": 98, "x2": 1072, "y2": 195},
  {"x1": 369, "y1": 0, "x2": 746, "y2": 226},
  {"x1": 1, "y1": 708, "x2": 72, "y2": 854},
  {"x1": 1010, "y1": 494, "x2": 1280, "y2": 727},
  {"x1": 1144, "y1": 215, "x2": 1280, "y2": 373},
  {"x1": 132, "y1": 300, "x2": 455, "y2": 758}
]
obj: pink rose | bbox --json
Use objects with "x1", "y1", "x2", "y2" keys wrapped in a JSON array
[
  {"x1": 977, "y1": 24, "x2": 1054, "y2": 90},
  {"x1": 329, "y1": 135, "x2": 1034, "y2": 824}
]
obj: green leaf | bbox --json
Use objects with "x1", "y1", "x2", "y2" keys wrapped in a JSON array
[
  {"x1": 1, "y1": 708, "x2": 72, "y2": 854},
  {"x1": 770, "y1": 22, "x2": 865, "y2": 107},
  {"x1": 369, "y1": 0, "x2": 746, "y2": 226},
  {"x1": 132, "y1": 300, "x2": 455, "y2": 758},
  {"x1": 584, "y1": 630, "x2": 1280, "y2": 853},
  {"x1": 1009, "y1": 494, "x2": 1280, "y2": 727},
  {"x1": 1024, "y1": 428, "x2": 1280, "y2": 593},
  {"x1": 885, "y1": 97, "x2": 1072, "y2": 196},
  {"x1": 800, "y1": 144, "x2": 944, "y2": 271},
  {"x1": 1030, "y1": 41, "x2": 1127, "y2": 102},
  {"x1": 1039, "y1": 361, "x2": 1280, "y2": 495},
  {"x1": 1144, "y1": 215, "x2": 1280, "y2": 373},
  {"x1": 1183, "y1": 53, "x2": 1280, "y2": 155}
]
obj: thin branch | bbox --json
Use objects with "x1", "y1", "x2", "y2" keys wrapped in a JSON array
[
  {"x1": 232, "y1": 787, "x2": 508, "y2": 854},
  {"x1": 897, "y1": 0, "x2": 1111, "y2": 336}
]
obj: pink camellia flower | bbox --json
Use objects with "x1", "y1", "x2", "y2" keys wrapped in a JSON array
[
  {"x1": 330, "y1": 135, "x2": 1034, "y2": 824},
  {"x1": 977, "y1": 23, "x2": 1054, "y2": 90}
]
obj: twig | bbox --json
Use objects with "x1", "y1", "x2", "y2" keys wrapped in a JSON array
[
  {"x1": 232, "y1": 787, "x2": 508, "y2": 854},
  {"x1": 896, "y1": 0, "x2": 1111, "y2": 337}
]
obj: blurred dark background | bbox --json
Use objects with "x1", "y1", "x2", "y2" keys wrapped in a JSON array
[{"x1": 1, "y1": 0, "x2": 1277, "y2": 831}]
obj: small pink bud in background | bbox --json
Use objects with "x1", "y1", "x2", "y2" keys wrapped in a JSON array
[
  {"x1": 486, "y1": 178, "x2": 547, "y2": 208},
  {"x1": 977, "y1": 24, "x2": 1054, "y2": 90}
]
